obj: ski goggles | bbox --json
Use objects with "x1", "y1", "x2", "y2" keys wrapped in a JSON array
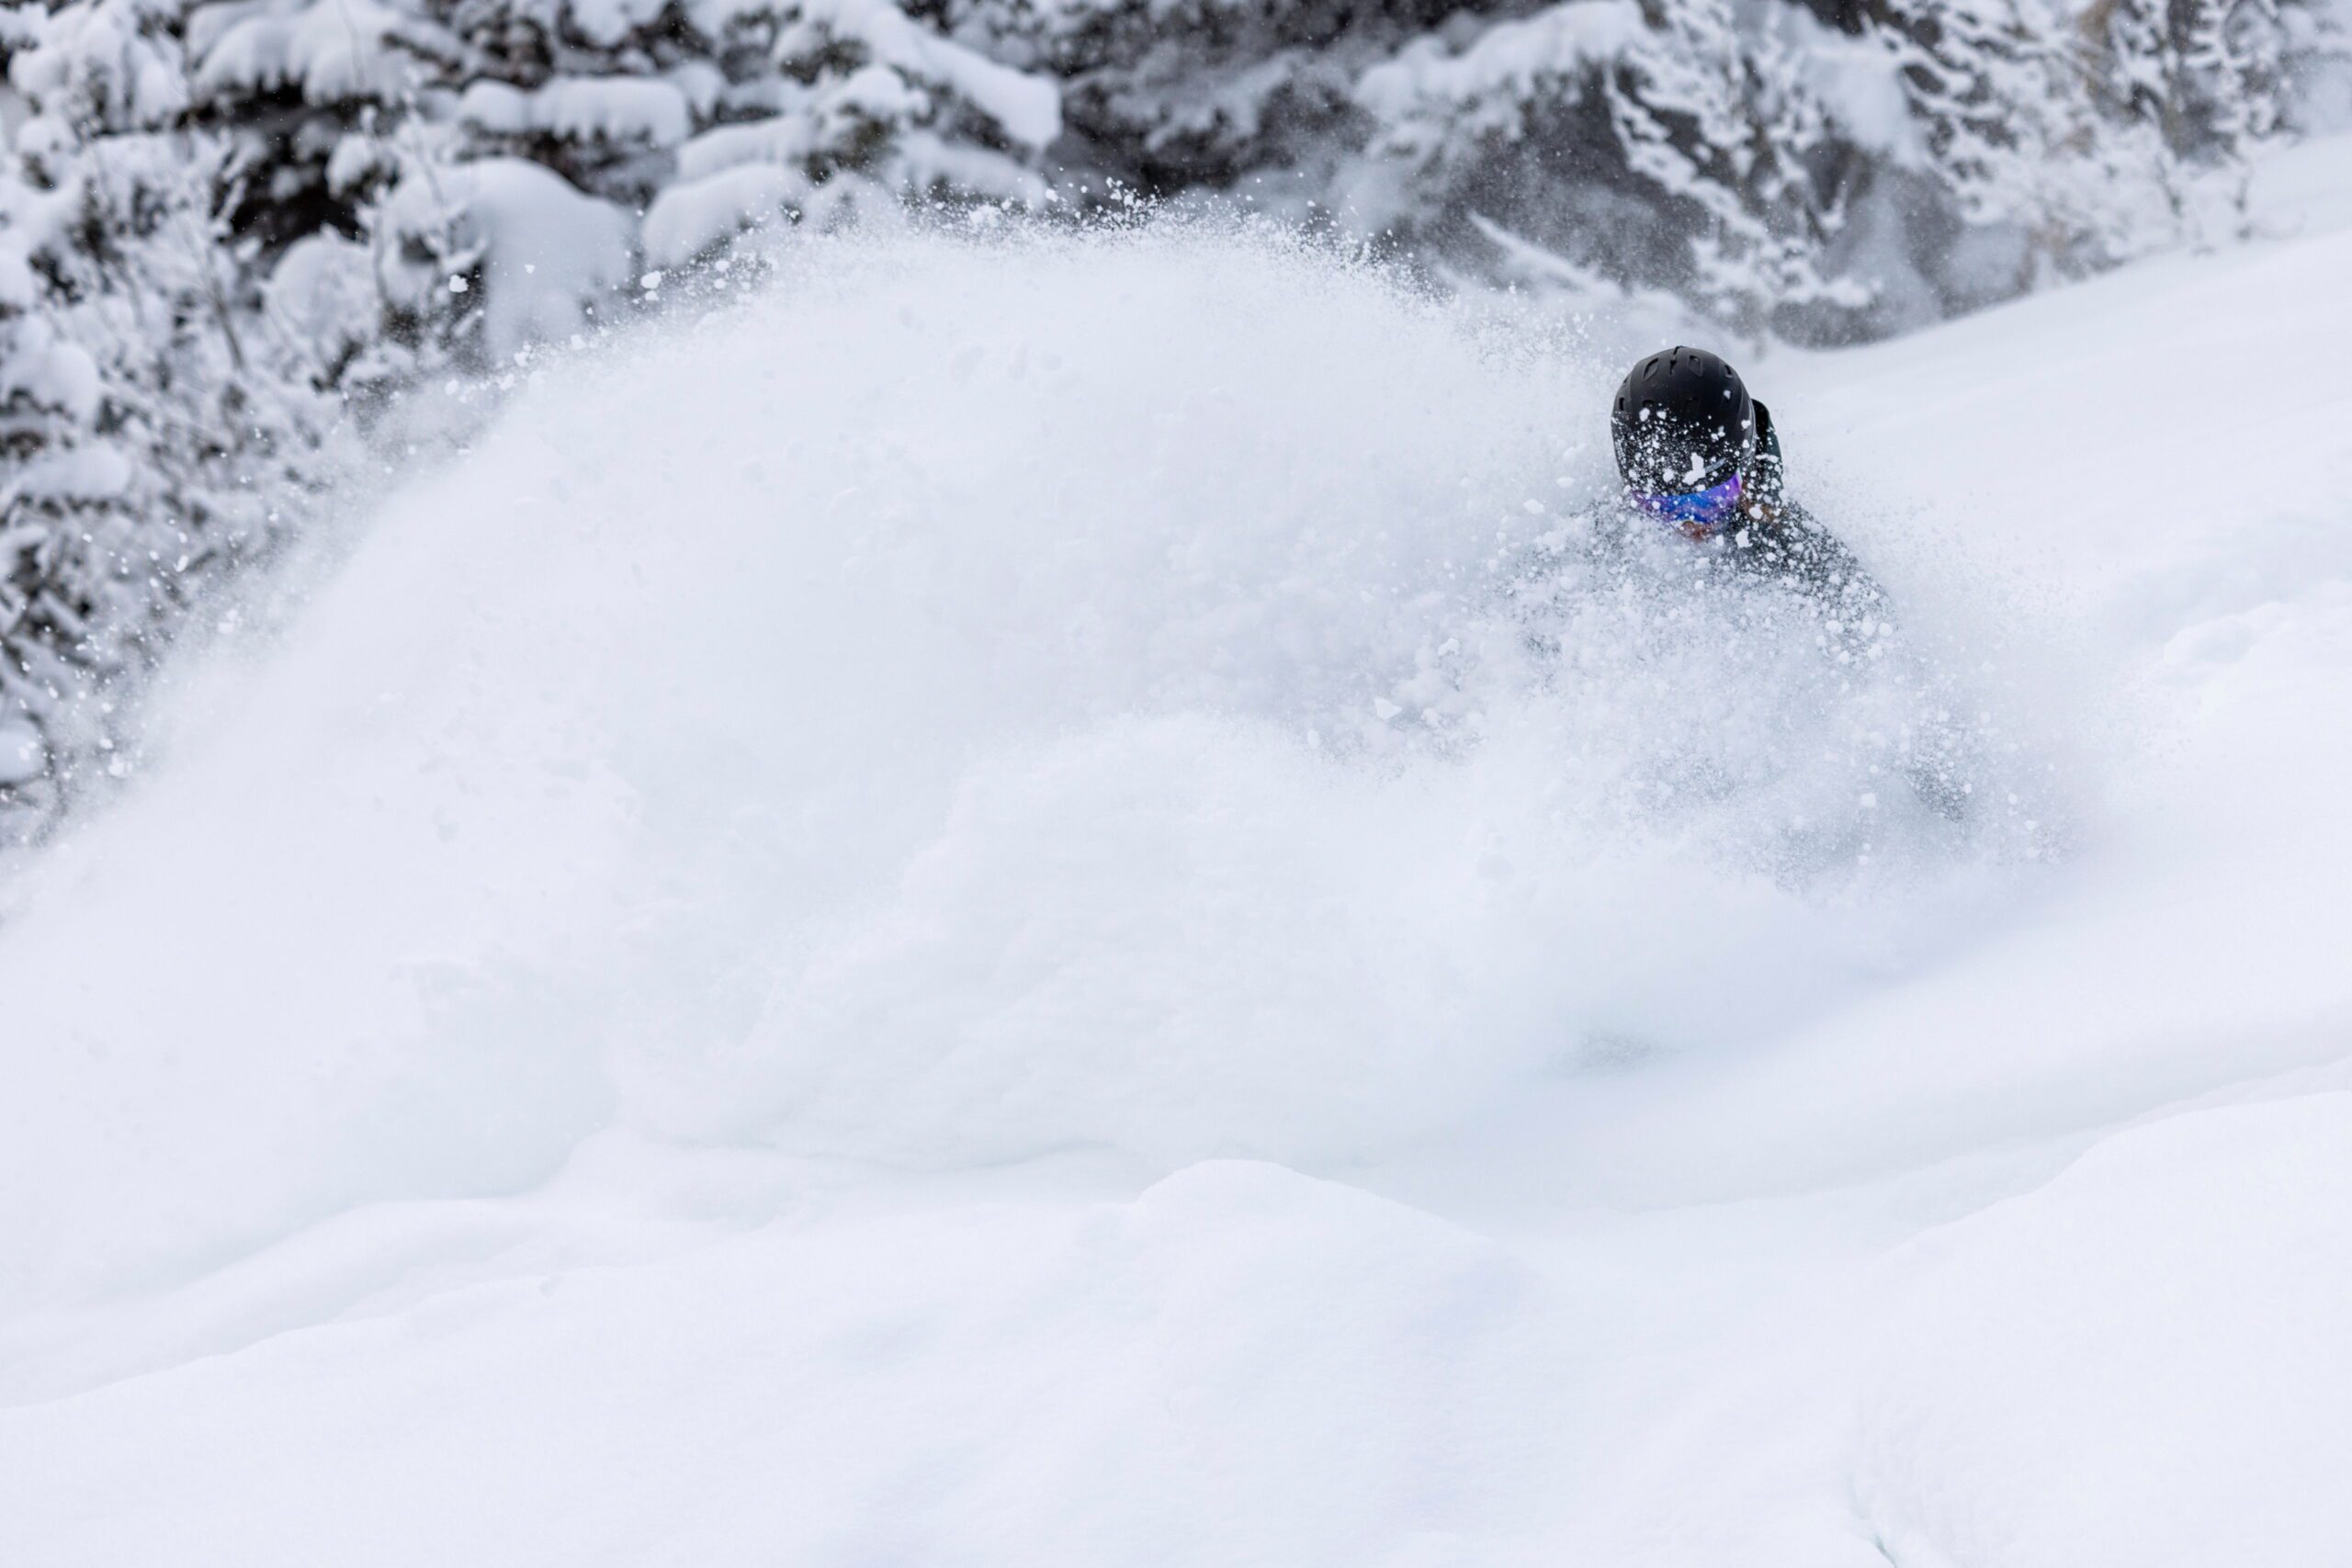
[{"x1": 1635, "y1": 471, "x2": 1743, "y2": 532}]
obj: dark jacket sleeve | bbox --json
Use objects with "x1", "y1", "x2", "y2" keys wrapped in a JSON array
[
  {"x1": 1750, "y1": 400, "x2": 1787, "y2": 506},
  {"x1": 1746, "y1": 502, "x2": 1883, "y2": 624},
  {"x1": 1736, "y1": 406, "x2": 1885, "y2": 625}
]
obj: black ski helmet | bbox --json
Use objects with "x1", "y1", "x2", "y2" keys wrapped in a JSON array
[{"x1": 1611, "y1": 346, "x2": 1757, "y2": 493}]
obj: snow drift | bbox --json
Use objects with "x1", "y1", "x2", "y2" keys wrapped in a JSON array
[{"x1": 6, "y1": 141, "x2": 2352, "y2": 1568}]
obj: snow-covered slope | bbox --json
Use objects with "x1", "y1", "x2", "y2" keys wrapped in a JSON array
[{"x1": 4, "y1": 143, "x2": 2351, "y2": 1566}]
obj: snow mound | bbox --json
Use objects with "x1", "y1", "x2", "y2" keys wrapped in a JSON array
[{"x1": 1852, "y1": 1094, "x2": 2352, "y2": 1566}]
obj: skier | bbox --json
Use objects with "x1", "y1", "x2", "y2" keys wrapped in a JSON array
[
  {"x1": 1610, "y1": 345, "x2": 1975, "y2": 821},
  {"x1": 1609, "y1": 344, "x2": 1881, "y2": 623}
]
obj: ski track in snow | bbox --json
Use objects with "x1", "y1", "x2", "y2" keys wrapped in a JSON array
[{"x1": 4, "y1": 144, "x2": 2352, "y2": 1565}]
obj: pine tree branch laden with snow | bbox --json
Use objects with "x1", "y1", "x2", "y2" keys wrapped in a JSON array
[
  {"x1": 965, "y1": 0, "x2": 1455, "y2": 196},
  {"x1": 641, "y1": 0, "x2": 1061, "y2": 269}
]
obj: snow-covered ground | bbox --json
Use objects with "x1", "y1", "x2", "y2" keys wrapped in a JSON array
[{"x1": 5, "y1": 141, "x2": 2351, "y2": 1566}]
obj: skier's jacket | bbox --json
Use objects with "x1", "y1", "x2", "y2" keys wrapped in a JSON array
[
  {"x1": 1713, "y1": 400, "x2": 1883, "y2": 624},
  {"x1": 1594, "y1": 400, "x2": 1883, "y2": 638},
  {"x1": 1618, "y1": 403, "x2": 1971, "y2": 817}
]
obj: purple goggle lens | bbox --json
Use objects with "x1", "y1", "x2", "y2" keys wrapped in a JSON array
[{"x1": 1637, "y1": 471, "x2": 1743, "y2": 531}]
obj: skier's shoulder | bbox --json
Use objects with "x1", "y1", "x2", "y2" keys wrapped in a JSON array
[
  {"x1": 1736, "y1": 495, "x2": 1834, "y2": 564},
  {"x1": 1744, "y1": 498, "x2": 1881, "y2": 607}
]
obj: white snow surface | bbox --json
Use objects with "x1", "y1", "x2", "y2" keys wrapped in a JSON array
[{"x1": 5, "y1": 140, "x2": 2352, "y2": 1565}]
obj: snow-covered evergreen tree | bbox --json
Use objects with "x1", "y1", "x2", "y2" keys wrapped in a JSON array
[
  {"x1": 183, "y1": 0, "x2": 434, "y2": 252},
  {"x1": 183, "y1": 0, "x2": 626, "y2": 385},
  {"x1": 0, "y1": 0, "x2": 343, "y2": 835},
  {"x1": 1860, "y1": 0, "x2": 2135, "y2": 282},
  {"x1": 2078, "y1": 0, "x2": 2329, "y2": 243},
  {"x1": 0, "y1": 222, "x2": 109, "y2": 834},
  {"x1": 1347, "y1": 1, "x2": 1875, "y2": 338},
  {"x1": 2183, "y1": 0, "x2": 2292, "y2": 230},
  {"x1": 1601, "y1": 0, "x2": 1871, "y2": 337},
  {"x1": 178, "y1": 0, "x2": 1063, "y2": 366},
  {"x1": 637, "y1": 0, "x2": 1061, "y2": 271},
  {"x1": 2085, "y1": 0, "x2": 2197, "y2": 228},
  {"x1": 966, "y1": 0, "x2": 1443, "y2": 204}
]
